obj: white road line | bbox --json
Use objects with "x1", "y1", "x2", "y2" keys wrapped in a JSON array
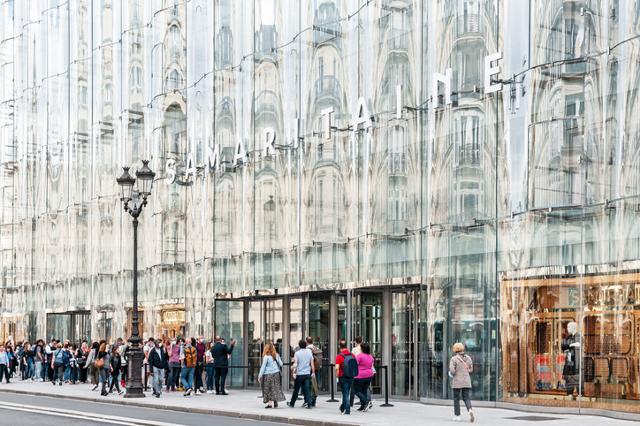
[{"x1": 0, "y1": 401, "x2": 186, "y2": 426}]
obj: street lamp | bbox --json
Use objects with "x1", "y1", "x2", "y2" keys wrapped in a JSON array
[{"x1": 116, "y1": 159, "x2": 155, "y2": 398}]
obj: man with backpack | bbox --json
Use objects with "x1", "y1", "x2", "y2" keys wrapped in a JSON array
[
  {"x1": 180, "y1": 338, "x2": 197, "y2": 396},
  {"x1": 335, "y1": 339, "x2": 358, "y2": 415}
]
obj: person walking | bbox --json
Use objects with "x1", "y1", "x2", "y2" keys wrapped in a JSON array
[
  {"x1": 258, "y1": 342, "x2": 285, "y2": 409},
  {"x1": 149, "y1": 339, "x2": 168, "y2": 398},
  {"x1": 51, "y1": 343, "x2": 69, "y2": 386},
  {"x1": 118, "y1": 338, "x2": 128, "y2": 388},
  {"x1": 168, "y1": 338, "x2": 182, "y2": 392},
  {"x1": 180, "y1": 338, "x2": 197, "y2": 396},
  {"x1": 77, "y1": 342, "x2": 89, "y2": 383},
  {"x1": 22, "y1": 342, "x2": 34, "y2": 380},
  {"x1": 354, "y1": 342, "x2": 375, "y2": 412},
  {"x1": 287, "y1": 339, "x2": 315, "y2": 409},
  {"x1": 335, "y1": 339, "x2": 358, "y2": 415},
  {"x1": 86, "y1": 342, "x2": 99, "y2": 390},
  {"x1": 33, "y1": 340, "x2": 44, "y2": 381},
  {"x1": 96, "y1": 342, "x2": 110, "y2": 396},
  {"x1": 449, "y1": 342, "x2": 475, "y2": 423},
  {"x1": 204, "y1": 342, "x2": 215, "y2": 394},
  {"x1": 43, "y1": 340, "x2": 55, "y2": 382},
  {"x1": 305, "y1": 336, "x2": 323, "y2": 407},
  {"x1": 108, "y1": 346, "x2": 123, "y2": 395},
  {"x1": 0, "y1": 345, "x2": 10, "y2": 383},
  {"x1": 211, "y1": 336, "x2": 236, "y2": 395},
  {"x1": 195, "y1": 336, "x2": 206, "y2": 394}
]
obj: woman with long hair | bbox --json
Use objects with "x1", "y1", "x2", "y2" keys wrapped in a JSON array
[
  {"x1": 108, "y1": 345, "x2": 123, "y2": 395},
  {"x1": 97, "y1": 342, "x2": 110, "y2": 396},
  {"x1": 258, "y1": 342, "x2": 285, "y2": 409}
]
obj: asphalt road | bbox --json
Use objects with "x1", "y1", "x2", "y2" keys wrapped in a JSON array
[{"x1": 0, "y1": 392, "x2": 285, "y2": 426}]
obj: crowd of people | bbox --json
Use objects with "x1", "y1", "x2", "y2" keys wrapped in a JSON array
[{"x1": 0, "y1": 335, "x2": 476, "y2": 422}]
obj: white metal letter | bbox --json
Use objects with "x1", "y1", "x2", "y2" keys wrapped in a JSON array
[
  {"x1": 484, "y1": 52, "x2": 503, "y2": 94},
  {"x1": 321, "y1": 107, "x2": 334, "y2": 140},
  {"x1": 234, "y1": 138, "x2": 248, "y2": 165},
  {"x1": 204, "y1": 143, "x2": 221, "y2": 174},
  {"x1": 352, "y1": 97, "x2": 372, "y2": 130}
]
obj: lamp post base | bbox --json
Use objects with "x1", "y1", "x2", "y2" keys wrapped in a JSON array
[{"x1": 124, "y1": 338, "x2": 145, "y2": 398}]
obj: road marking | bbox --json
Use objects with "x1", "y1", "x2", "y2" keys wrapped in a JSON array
[{"x1": 0, "y1": 400, "x2": 186, "y2": 426}]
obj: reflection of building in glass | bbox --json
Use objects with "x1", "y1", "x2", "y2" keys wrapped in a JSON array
[{"x1": 2, "y1": 0, "x2": 640, "y2": 418}]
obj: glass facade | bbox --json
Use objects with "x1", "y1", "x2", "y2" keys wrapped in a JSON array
[{"x1": 1, "y1": 0, "x2": 640, "y2": 417}]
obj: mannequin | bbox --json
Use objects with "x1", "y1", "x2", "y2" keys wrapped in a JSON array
[{"x1": 561, "y1": 321, "x2": 581, "y2": 397}]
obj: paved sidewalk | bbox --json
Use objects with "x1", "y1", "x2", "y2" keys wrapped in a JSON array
[{"x1": 0, "y1": 380, "x2": 634, "y2": 426}]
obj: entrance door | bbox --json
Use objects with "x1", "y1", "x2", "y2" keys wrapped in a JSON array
[
  {"x1": 214, "y1": 300, "x2": 244, "y2": 387},
  {"x1": 247, "y1": 299, "x2": 283, "y2": 387},
  {"x1": 309, "y1": 293, "x2": 330, "y2": 391},
  {"x1": 392, "y1": 290, "x2": 416, "y2": 397},
  {"x1": 352, "y1": 291, "x2": 383, "y2": 393}
]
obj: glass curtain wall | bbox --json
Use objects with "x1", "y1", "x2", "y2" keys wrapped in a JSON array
[{"x1": 2, "y1": 0, "x2": 640, "y2": 416}]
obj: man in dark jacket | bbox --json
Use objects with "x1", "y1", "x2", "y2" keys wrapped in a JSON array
[
  {"x1": 195, "y1": 336, "x2": 207, "y2": 394},
  {"x1": 149, "y1": 341, "x2": 168, "y2": 398},
  {"x1": 211, "y1": 336, "x2": 236, "y2": 395}
]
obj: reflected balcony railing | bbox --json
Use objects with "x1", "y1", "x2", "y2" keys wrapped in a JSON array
[
  {"x1": 388, "y1": 152, "x2": 407, "y2": 175},
  {"x1": 314, "y1": 75, "x2": 342, "y2": 101},
  {"x1": 455, "y1": 14, "x2": 483, "y2": 37},
  {"x1": 458, "y1": 146, "x2": 480, "y2": 166},
  {"x1": 388, "y1": 29, "x2": 409, "y2": 52}
]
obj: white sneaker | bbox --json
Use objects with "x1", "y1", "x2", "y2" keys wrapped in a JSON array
[
  {"x1": 468, "y1": 410, "x2": 475, "y2": 423},
  {"x1": 452, "y1": 416, "x2": 461, "y2": 422}
]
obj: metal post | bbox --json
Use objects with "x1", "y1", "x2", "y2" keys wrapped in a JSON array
[
  {"x1": 326, "y1": 363, "x2": 338, "y2": 402},
  {"x1": 380, "y1": 365, "x2": 393, "y2": 407},
  {"x1": 125, "y1": 216, "x2": 144, "y2": 398}
]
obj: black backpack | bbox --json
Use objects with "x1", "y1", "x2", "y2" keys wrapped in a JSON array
[{"x1": 341, "y1": 352, "x2": 359, "y2": 379}]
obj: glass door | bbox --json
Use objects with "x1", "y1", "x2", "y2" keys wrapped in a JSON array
[
  {"x1": 392, "y1": 290, "x2": 416, "y2": 397},
  {"x1": 214, "y1": 300, "x2": 244, "y2": 387},
  {"x1": 309, "y1": 293, "x2": 330, "y2": 391},
  {"x1": 247, "y1": 300, "x2": 263, "y2": 387},
  {"x1": 353, "y1": 291, "x2": 383, "y2": 393}
]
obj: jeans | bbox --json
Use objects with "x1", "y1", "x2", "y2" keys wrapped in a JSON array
[
  {"x1": 195, "y1": 362, "x2": 204, "y2": 390},
  {"x1": 109, "y1": 372, "x2": 121, "y2": 393},
  {"x1": 353, "y1": 377, "x2": 372, "y2": 407},
  {"x1": 53, "y1": 364, "x2": 65, "y2": 384},
  {"x1": 168, "y1": 363, "x2": 181, "y2": 390},
  {"x1": 34, "y1": 361, "x2": 42, "y2": 380},
  {"x1": 214, "y1": 367, "x2": 228, "y2": 394},
  {"x1": 289, "y1": 374, "x2": 312, "y2": 407},
  {"x1": 0, "y1": 364, "x2": 9, "y2": 383},
  {"x1": 181, "y1": 366, "x2": 195, "y2": 390},
  {"x1": 338, "y1": 377, "x2": 353, "y2": 414},
  {"x1": 152, "y1": 366, "x2": 164, "y2": 395},
  {"x1": 205, "y1": 364, "x2": 215, "y2": 391},
  {"x1": 63, "y1": 365, "x2": 71, "y2": 382},
  {"x1": 99, "y1": 369, "x2": 109, "y2": 394},
  {"x1": 453, "y1": 388, "x2": 472, "y2": 416}
]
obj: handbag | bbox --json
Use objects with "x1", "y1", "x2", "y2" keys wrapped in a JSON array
[{"x1": 94, "y1": 358, "x2": 105, "y2": 369}]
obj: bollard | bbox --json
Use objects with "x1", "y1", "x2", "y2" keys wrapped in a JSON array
[
  {"x1": 380, "y1": 365, "x2": 394, "y2": 407},
  {"x1": 326, "y1": 363, "x2": 338, "y2": 402}
]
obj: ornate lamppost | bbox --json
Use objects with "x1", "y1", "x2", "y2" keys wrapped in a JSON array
[{"x1": 116, "y1": 160, "x2": 155, "y2": 398}]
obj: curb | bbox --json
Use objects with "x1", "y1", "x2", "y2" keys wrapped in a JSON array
[{"x1": 0, "y1": 388, "x2": 359, "y2": 426}]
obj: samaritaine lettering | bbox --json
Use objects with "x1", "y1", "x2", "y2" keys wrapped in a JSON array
[{"x1": 165, "y1": 52, "x2": 503, "y2": 183}]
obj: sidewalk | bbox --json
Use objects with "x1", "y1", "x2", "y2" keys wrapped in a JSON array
[{"x1": 0, "y1": 380, "x2": 634, "y2": 426}]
